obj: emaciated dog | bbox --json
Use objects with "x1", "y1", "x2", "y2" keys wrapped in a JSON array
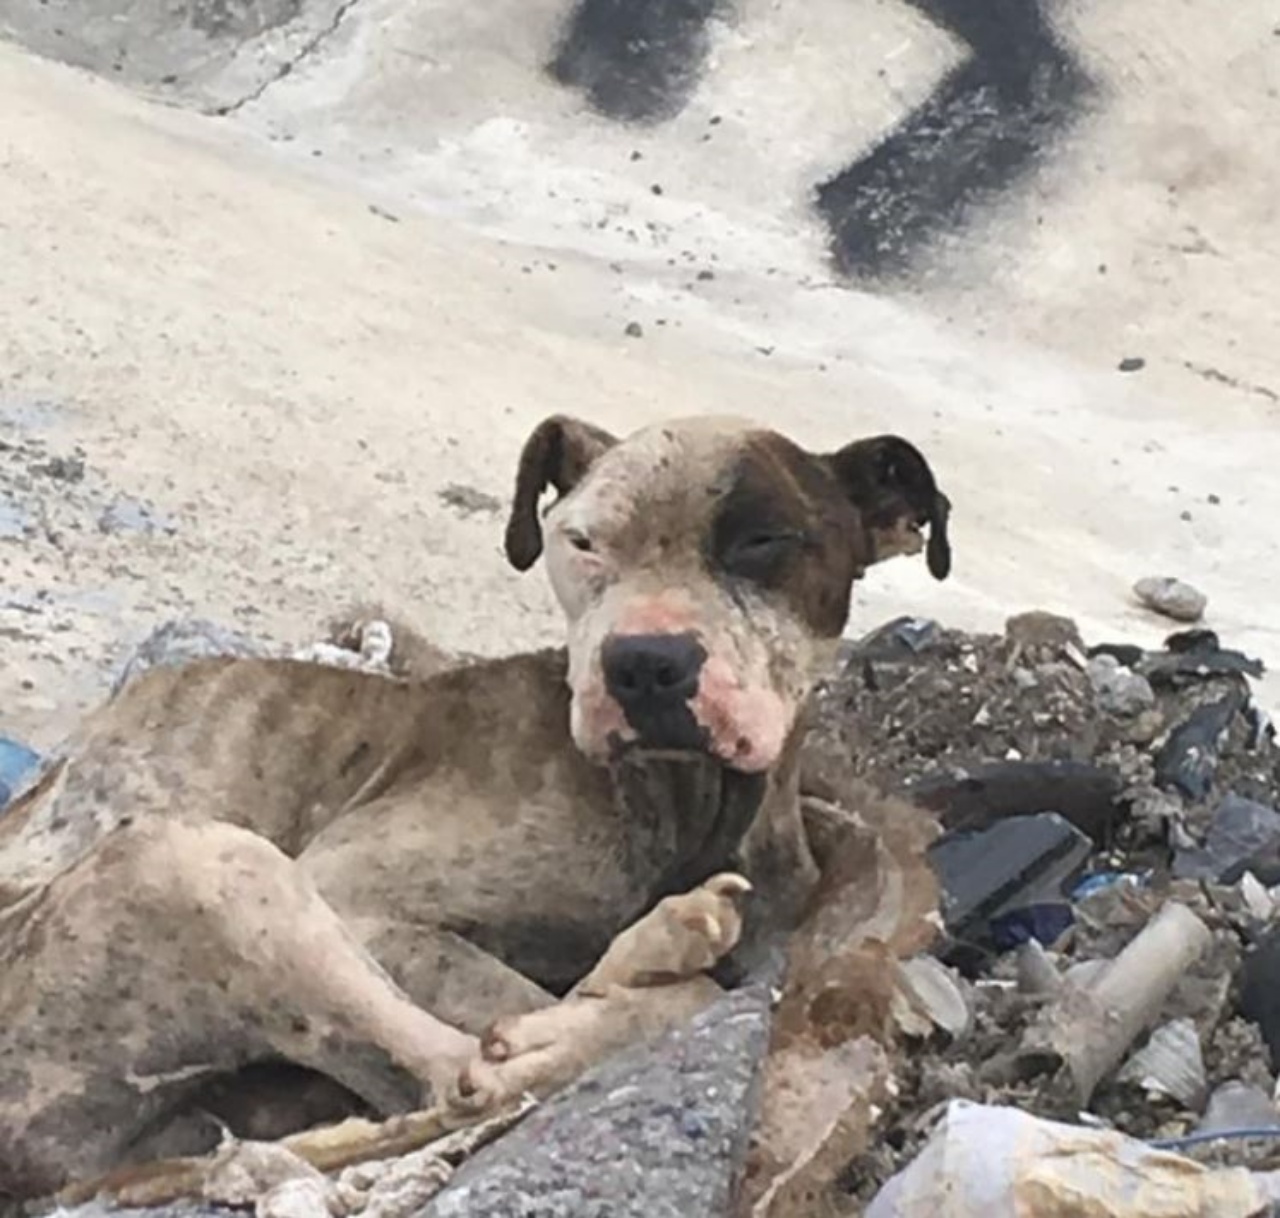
[{"x1": 0, "y1": 414, "x2": 950, "y2": 1199}]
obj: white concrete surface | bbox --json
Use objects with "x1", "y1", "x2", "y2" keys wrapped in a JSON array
[{"x1": 0, "y1": 2, "x2": 1277, "y2": 745}]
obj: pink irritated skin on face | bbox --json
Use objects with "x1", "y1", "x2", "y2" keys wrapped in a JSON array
[
  {"x1": 690, "y1": 656, "x2": 790, "y2": 773},
  {"x1": 570, "y1": 592, "x2": 792, "y2": 771}
]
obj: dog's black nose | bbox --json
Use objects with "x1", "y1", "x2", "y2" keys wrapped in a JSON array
[{"x1": 602, "y1": 632, "x2": 707, "y2": 730}]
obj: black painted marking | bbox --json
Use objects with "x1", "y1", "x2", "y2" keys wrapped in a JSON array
[
  {"x1": 817, "y1": 0, "x2": 1093, "y2": 276},
  {"x1": 548, "y1": 0, "x2": 723, "y2": 123}
]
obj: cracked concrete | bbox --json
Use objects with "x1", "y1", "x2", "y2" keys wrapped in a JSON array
[{"x1": 0, "y1": 0, "x2": 352, "y2": 112}]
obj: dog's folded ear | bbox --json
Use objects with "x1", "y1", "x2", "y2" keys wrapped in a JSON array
[
  {"x1": 825, "y1": 436, "x2": 952, "y2": 580},
  {"x1": 505, "y1": 415, "x2": 619, "y2": 570}
]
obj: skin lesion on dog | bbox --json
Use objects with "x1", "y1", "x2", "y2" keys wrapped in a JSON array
[{"x1": 0, "y1": 413, "x2": 951, "y2": 1201}]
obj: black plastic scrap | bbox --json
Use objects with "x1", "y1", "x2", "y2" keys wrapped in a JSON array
[{"x1": 1153, "y1": 687, "x2": 1246, "y2": 801}]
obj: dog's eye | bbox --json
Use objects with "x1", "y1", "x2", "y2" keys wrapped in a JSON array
[
  {"x1": 722, "y1": 531, "x2": 805, "y2": 579},
  {"x1": 566, "y1": 530, "x2": 595, "y2": 554}
]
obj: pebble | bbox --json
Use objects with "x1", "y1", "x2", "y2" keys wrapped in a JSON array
[
  {"x1": 1086, "y1": 654, "x2": 1155, "y2": 716},
  {"x1": 1133, "y1": 576, "x2": 1207, "y2": 623}
]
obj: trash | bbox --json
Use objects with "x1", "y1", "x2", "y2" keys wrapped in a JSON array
[
  {"x1": 1071, "y1": 871, "x2": 1149, "y2": 901},
  {"x1": 1199, "y1": 1081, "x2": 1280, "y2": 1136},
  {"x1": 1173, "y1": 793, "x2": 1280, "y2": 883},
  {"x1": 1088, "y1": 654, "x2": 1156, "y2": 716},
  {"x1": 1014, "y1": 939, "x2": 1063, "y2": 996},
  {"x1": 1115, "y1": 1018, "x2": 1207, "y2": 1109},
  {"x1": 865, "y1": 1101, "x2": 1278, "y2": 1218},
  {"x1": 910, "y1": 760, "x2": 1122, "y2": 841},
  {"x1": 1238, "y1": 926, "x2": 1280, "y2": 1071},
  {"x1": 1021, "y1": 902, "x2": 1212, "y2": 1103},
  {"x1": 1142, "y1": 645, "x2": 1265, "y2": 689},
  {"x1": 1154, "y1": 689, "x2": 1245, "y2": 801},
  {"x1": 928, "y1": 813, "x2": 1091, "y2": 966},
  {"x1": 851, "y1": 616, "x2": 942, "y2": 661},
  {"x1": 1134, "y1": 576, "x2": 1208, "y2": 623},
  {"x1": 892, "y1": 956, "x2": 971, "y2": 1040},
  {"x1": 988, "y1": 904, "x2": 1074, "y2": 952},
  {"x1": 0, "y1": 735, "x2": 42, "y2": 810}
]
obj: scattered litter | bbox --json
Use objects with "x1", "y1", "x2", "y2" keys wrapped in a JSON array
[
  {"x1": 1199, "y1": 1081, "x2": 1280, "y2": 1136},
  {"x1": 0, "y1": 735, "x2": 42, "y2": 809},
  {"x1": 866, "y1": 1101, "x2": 1278, "y2": 1217},
  {"x1": 1173, "y1": 793, "x2": 1280, "y2": 883},
  {"x1": 928, "y1": 812, "x2": 1091, "y2": 966},
  {"x1": 1115, "y1": 1018, "x2": 1207, "y2": 1108}
]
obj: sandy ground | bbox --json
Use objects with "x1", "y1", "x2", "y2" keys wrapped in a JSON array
[{"x1": 1, "y1": 26, "x2": 1277, "y2": 751}]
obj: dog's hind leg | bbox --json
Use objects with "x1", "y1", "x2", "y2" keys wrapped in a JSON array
[{"x1": 0, "y1": 817, "x2": 475, "y2": 1201}]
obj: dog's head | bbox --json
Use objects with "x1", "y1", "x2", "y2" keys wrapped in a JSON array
[{"x1": 505, "y1": 415, "x2": 951, "y2": 773}]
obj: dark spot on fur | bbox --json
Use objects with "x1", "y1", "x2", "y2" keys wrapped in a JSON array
[{"x1": 708, "y1": 435, "x2": 864, "y2": 636}]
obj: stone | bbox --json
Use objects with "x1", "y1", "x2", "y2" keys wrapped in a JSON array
[
  {"x1": 1087, "y1": 654, "x2": 1155, "y2": 717},
  {"x1": 1134, "y1": 576, "x2": 1208, "y2": 623},
  {"x1": 422, "y1": 982, "x2": 772, "y2": 1218}
]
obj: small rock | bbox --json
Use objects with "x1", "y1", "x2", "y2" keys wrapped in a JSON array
[
  {"x1": 1087, "y1": 654, "x2": 1155, "y2": 716},
  {"x1": 1134, "y1": 576, "x2": 1207, "y2": 623},
  {"x1": 1118, "y1": 356, "x2": 1146, "y2": 372},
  {"x1": 1173, "y1": 792, "x2": 1280, "y2": 883},
  {"x1": 624, "y1": 321, "x2": 644, "y2": 338}
]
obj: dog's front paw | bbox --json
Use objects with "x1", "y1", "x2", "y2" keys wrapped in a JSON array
[{"x1": 577, "y1": 871, "x2": 752, "y2": 995}]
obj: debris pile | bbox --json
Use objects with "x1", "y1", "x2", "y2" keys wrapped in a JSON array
[{"x1": 802, "y1": 609, "x2": 1280, "y2": 1212}]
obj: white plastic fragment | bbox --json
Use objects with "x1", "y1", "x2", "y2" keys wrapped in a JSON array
[{"x1": 866, "y1": 1101, "x2": 1274, "y2": 1218}]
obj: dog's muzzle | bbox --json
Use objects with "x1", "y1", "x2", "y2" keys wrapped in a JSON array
[{"x1": 601, "y1": 631, "x2": 709, "y2": 753}]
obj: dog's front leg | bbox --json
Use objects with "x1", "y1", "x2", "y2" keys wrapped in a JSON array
[{"x1": 445, "y1": 874, "x2": 751, "y2": 1118}]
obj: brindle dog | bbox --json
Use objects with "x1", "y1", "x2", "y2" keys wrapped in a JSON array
[{"x1": 0, "y1": 415, "x2": 950, "y2": 1200}]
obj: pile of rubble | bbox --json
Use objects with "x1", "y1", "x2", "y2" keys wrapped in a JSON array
[
  {"x1": 4, "y1": 608, "x2": 1280, "y2": 1217},
  {"x1": 801, "y1": 609, "x2": 1280, "y2": 1213}
]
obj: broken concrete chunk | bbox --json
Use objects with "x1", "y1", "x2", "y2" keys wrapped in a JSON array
[
  {"x1": 865, "y1": 1101, "x2": 1274, "y2": 1218},
  {"x1": 422, "y1": 982, "x2": 771, "y2": 1218},
  {"x1": 1134, "y1": 576, "x2": 1208, "y2": 623},
  {"x1": 928, "y1": 813, "x2": 1091, "y2": 962},
  {"x1": 1087, "y1": 654, "x2": 1156, "y2": 716},
  {"x1": 1173, "y1": 793, "x2": 1280, "y2": 883}
]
